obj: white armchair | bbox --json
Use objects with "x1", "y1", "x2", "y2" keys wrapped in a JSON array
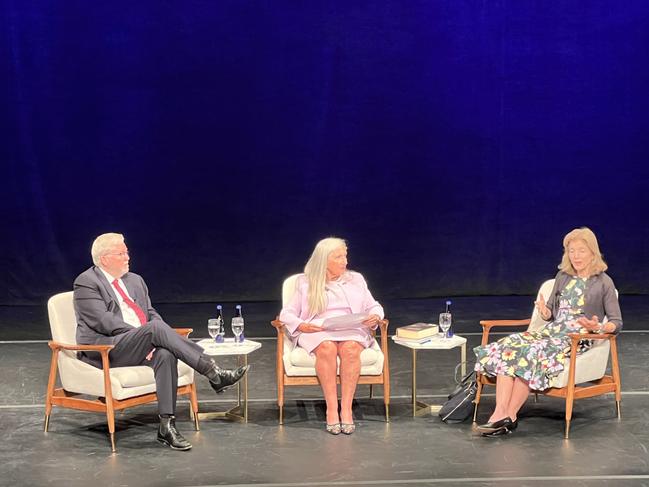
[
  {"x1": 44, "y1": 292, "x2": 199, "y2": 452},
  {"x1": 270, "y1": 275, "x2": 390, "y2": 424},
  {"x1": 473, "y1": 279, "x2": 622, "y2": 438}
]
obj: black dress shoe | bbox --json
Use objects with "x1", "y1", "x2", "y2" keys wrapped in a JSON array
[
  {"x1": 476, "y1": 417, "x2": 513, "y2": 434},
  {"x1": 208, "y1": 365, "x2": 250, "y2": 394},
  {"x1": 157, "y1": 415, "x2": 192, "y2": 451}
]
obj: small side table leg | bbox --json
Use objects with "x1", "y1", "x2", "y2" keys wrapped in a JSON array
[
  {"x1": 412, "y1": 349, "x2": 417, "y2": 417},
  {"x1": 243, "y1": 354, "x2": 249, "y2": 423}
]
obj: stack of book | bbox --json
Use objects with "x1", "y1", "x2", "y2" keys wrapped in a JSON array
[{"x1": 393, "y1": 322, "x2": 439, "y2": 344}]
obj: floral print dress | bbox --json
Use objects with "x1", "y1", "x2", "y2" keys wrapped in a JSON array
[{"x1": 474, "y1": 277, "x2": 592, "y2": 391}]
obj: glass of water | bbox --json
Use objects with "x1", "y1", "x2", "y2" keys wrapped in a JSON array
[
  {"x1": 207, "y1": 319, "x2": 220, "y2": 343},
  {"x1": 439, "y1": 312, "x2": 452, "y2": 339},
  {"x1": 231, "y1": 317, "x2": 244, "y2": 345}
]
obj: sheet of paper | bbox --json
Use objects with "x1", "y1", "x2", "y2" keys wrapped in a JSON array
[{"x1": 322, "y1": 312, "x2": 369, "y2": 331}]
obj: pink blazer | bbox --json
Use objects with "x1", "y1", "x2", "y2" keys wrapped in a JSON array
[{"x1": 279, "y1": 271, "x2": 384, "y2": 337}]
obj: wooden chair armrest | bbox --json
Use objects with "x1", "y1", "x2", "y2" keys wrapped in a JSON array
[
  {"x1": 377, "y1": 318, "x2": 389, "y2": 356},
  {"x1": 478, "y1": 319, "x2": 530, "y2": 346},
  {"x1": 377, "y1": 318, "x2": 389, "y2": 335},
  {"x1": 271, "y1": 318, "x2": 285, "y2": 334},
  {"x1": 173, "y1": 328, "x2": 193, "y2": 338},
  {"x1": 567, "y1": 332, "x2": 614, "y2": 341},
  {"x1": 480, "y1": 319, "x2": 531, "y2": 330},
  {"x1": 48, "y1": 341, "x2": 115, "y2": 352}
]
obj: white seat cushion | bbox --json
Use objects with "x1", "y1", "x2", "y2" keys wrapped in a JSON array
[
  {"x1": 551, "y1": 339, "x2": 610, "y2": 388},
  {"x1": 58, "y1": 353, "x2": 194, "y2": 400},
  {"x1": 112, "y1": 361, "x2": 193, "y2": 388}
]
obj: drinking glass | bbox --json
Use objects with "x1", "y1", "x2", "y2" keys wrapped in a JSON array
[
  {"x1": 207, "y1": 319, "x2": 220, "y2": 342},
  {"x1": 231, "y1": 317, "x2": 244, "y2": 345},
  {"x1": 439, "y1": 312, "x2": 452, "y2": 339}
]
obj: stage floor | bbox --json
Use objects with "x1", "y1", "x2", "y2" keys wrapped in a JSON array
[{"x1": 1, "y1": 296, "x2": 648, "y2": 486}]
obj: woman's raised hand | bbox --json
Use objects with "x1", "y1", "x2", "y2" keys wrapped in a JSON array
[
  {"x1": 577, "y1": 315, "x2": 602, "y2": 333},
  {"x1": 535, "y1": 294, "x2": 551, "y2": 320}
]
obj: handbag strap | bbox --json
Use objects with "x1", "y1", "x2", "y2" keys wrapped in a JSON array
[{"x1": 454, "y1": 362, "x2": 475, "y2": 385}]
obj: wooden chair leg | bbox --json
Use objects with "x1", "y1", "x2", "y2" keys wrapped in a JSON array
[
  {"x1": 189, "y1": 383, "x2": 200, "y2": 431},
  {"x1": 564, "y1": 379, "x2": 575, "y2": 439},
  {"x1": 100, "y1": 353, "x2": 117, "y2": 453},
  {"x1": 383, "y1": 370, "x2": 391, "y2": 424},
  {"x1": 472, "y1": 381, "x2": 483, "y2": 423},
  {"x1": 44, "y1": 349, "x2": 59, "y2": 432},
  {"x1": 564, "y1": 390, "x2": 575, "y2": 439},
  {"x1": 107, "y1": 404, "x2": 117, "y2": 453},
  {"x1": 610, "y1": 336, "x2": 622, "y2": 419},
  {"x1": 277, "y1": 371, "x2": 285, "y2": 425}
]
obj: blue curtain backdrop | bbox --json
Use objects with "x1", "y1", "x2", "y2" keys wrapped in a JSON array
[{"x1": 3, "y1": 1, "x2": 649, "y2": 304}]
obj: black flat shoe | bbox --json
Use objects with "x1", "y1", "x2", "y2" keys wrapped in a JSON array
[
  {"x1": 482, "y1": 427, "x2": 511, "y2": 438},
  {"x1": 476, "y1": 417, "x2": 513, "y2": 434},
  {"x1": 208, "y1": 365, "x2": 250, "y2": 394},
  {"x1": 481, "y1": 418, "x2": 518, "y2": 437}
]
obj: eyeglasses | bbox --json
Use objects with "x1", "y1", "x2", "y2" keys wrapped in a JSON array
[{"x1": 105, "y1": 251, "x2": 130, "y2": 258}]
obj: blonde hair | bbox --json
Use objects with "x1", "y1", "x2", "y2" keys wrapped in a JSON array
[
  {"x1": 91, "y1": 233, "x2": 125, "y2": 265},
  {"x1": 304, "y1": 237, "x2": 347, "y2": 315},
  {"x1": 558, "y1": 227, "x2": 608, "y2": 276}
]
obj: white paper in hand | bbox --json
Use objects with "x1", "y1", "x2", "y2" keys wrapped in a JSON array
[{"x1": 322, "y1": 313, "x2": 369, "y2": 331}]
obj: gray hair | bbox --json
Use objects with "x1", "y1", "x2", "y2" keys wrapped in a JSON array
[
  {"x1": 91, "y1": 233, "x2": 125, "y2": 265},
  {"x1": 304, "y1": 237, "x2": 347, "y2": 315}
]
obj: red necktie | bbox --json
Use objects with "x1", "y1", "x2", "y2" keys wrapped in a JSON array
[{"x1": 112, "y1": 279, "x2": 147, "y2": 325}]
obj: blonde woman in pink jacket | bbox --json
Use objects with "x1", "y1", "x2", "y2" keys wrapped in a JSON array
[{"x1": 279, "y1": 237, "x2": 384, "y2": 435}]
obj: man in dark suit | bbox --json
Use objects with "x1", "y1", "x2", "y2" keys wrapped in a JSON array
[{"x1": 74, "y1": 233, "x2": 248, "y2": 451}]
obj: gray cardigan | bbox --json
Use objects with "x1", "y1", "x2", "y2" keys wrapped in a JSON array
[{"x1": 545, "y1": 271, "x2": 623, "y2": 333}]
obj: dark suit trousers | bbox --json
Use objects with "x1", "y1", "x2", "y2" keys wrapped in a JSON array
[{"x1": 83, "y1": 321, "x2": 212, "y2": 415}]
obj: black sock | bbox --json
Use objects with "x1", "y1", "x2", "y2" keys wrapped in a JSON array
[{"x1": 198, "y1": 355, "x2": 218, "y2": 379}]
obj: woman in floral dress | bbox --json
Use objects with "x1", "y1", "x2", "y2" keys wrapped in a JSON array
[{"x1": 474, "y1": 227, "x2": 623, "y2": 436}]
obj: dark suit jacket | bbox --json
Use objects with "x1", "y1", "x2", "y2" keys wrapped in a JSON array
[{"x1": 73, "y1": 266, "x2": 163, "y2": 345}]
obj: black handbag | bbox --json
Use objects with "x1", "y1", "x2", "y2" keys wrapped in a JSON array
[{"x1": 439, "y1": 364, "x2": 477, "y2": 423}]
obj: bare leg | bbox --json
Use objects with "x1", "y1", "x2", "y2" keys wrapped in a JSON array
[
  {"x1": 505, "y1": 377, "x2": 530, "y2": 421},
  {"x1": 314, "y1": 341, "x2": 339, "y2": 425},
  {"x1": 338, "y1": 341, "x2": 363, "y2": 424},
  {"x1": 488, "y1": 375, "x2": 515, "y2": 422}
]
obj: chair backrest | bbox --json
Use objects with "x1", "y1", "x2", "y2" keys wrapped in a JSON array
[
  {"x1": 528, "y1": 278, "x2": 618, "y2": 333},
  {"x1": 282, "y1": 274, "x2": 300, "y2": 307},
  {"x1": 47, "y1": 292, "x2": 77, "y2": 345}
]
